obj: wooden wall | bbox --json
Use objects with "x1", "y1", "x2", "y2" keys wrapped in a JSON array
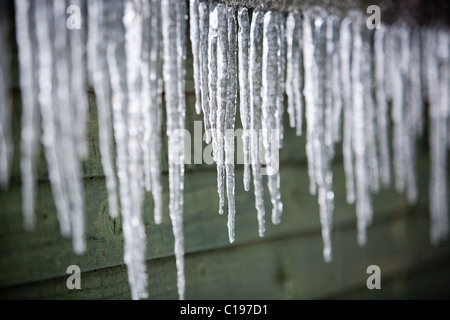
[{"x1": 0, "y1": 1, "x2": 450, "y2": 300}]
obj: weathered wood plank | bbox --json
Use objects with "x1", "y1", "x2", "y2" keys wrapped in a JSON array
[
  {"x1": 1, "y1": 211, "x2": 449, "y2": 299},
  {"x1": 0, "y1": 156, "x2": 420, "y2": 288}
]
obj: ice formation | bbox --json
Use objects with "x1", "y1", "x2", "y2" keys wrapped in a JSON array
[{"x1": 4, "y1": 0, "x2": 449, "y2": 300}]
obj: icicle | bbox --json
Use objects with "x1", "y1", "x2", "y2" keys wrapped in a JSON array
[
  {"x1": 340, "y1": 17, "x2": 355, "y2": 205},
  {"x1": 141, "y1": 0, "x2": 154, "y2": 193},
  {"x1": 104, "y1": 0, "x2": 137, "y2": 299},
  {"x1": 303, "y1": 9, "x2": 334, "y2": 262},
  {"x1": 237, "y1": 7, "x2": 251, "y2": 192},
  {"x1": 374, "y1": 26, "x2": 391, "y2": 188},
  {"x1": 141, "y1": 0, "x2": 163, "y2": 224},
  {"x1": 208, "y1": 3, "x2": 219, "y2": 172},
  {"x1": 426, "y1": 28, "x2": 449, "y2": 245},
  {"x1": 361, "y1": 26, "x2": 379, "y2": 196},
  {"x1": 399, "y1": 25, "x2": 416, "y2": 204},
  {"x1": 150, "y1": 0, "x2": 163, "y2": 225},
  {"x1": 285, "y1": 11, "x2": 303, "y2": 136},
  {"x1": 162, "y1": 0, "x2": 186, "y2": 300},
  {"x1": 34, "y1": 0, "x2": 71, "y2": 240},
  {"x1": 302, "y1": 11, "x2": 317, "y2": 197},
  {"x1": 198, "y1": 1, "x2": 211, "y2": 144},
  {"x1": 275, "y1": 11, "x2": 286, "y2": 148},
  {"x1": 262, "y1": 11, "x2": 283, "y2": 226},
  {"x1": 216, "y1": 4, "x2": 228, "y2": 216},
  {"x1": 351, "y1": 15, "x2": 371, "y2": 246},
  {"x1": 390, "y1": 24, "x2": 418, "y2": 205},
  {"x1": 17, "y1": 0, "x2": 89, "y2": 254},
  {"x1": 401, "y1": 26, "x2": 418, "y2": 205},
  {"x1": 53, "y1": 0, "x2": 86, "y2": 254},
  {"x1": 87, "y1": 0, "x2": 119, "y2": 219},
  {"x1": 15, "y1": 0, "x2": 40, "y2": 230},
  {"x1": 123, "y1": 0, "x2": 148, "y2": 300},
  {"x1": 389, "y1": 26, "x2": 406, "y2": 196},
  {"x1": 249, "y1": 9, "x2": 265, "y2": 237},
  {"x1": 0, "y1": 5, "x2": 13, "y2": 190},
  {"x1": 189, "y1": 0, "x2": 202, "y2": 115},
  {"x1": 225, "y1": 6, "x2": 237, "y2": 243}
]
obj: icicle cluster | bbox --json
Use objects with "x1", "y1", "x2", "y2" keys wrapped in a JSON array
[
  {"x1": 192, "y1": 2, "x2": 240, "y2": 241},
  {"x1": 12, "y1": 0, "x2": 185, "y2": 300},
  {"x1": 190, "y1": 2, "x2": 285, "y2": 242},
  {"x1": 189, "y1": 2, "x2": 450, "y2": 261},
  {"x1": 287, "y1": 6, "x2": 450, "y2": 257},
  {"x1": 86, "y1": 0, "x2": 186, "y2": 300},
  {"x1": 14, "y1": 0, "x2": 88, "y2": 253},
  {"x1": 88, "y1": 0, "x2": 152, "y2": 300},
  {"x1": 5, "y1": 0, "x2": 450, "y2": 301}
]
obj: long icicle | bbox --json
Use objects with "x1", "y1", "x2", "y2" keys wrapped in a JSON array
[
  {"x1": 105, "y1": 0, "x2": 138, "y2": 299},
  {"x1": 149, "y1": 0, "x2": 163, "y2": 225},
  {"x1": 275, "y1": 11, "x2": 286, "y2": 148},
  {"x1": 208, "y1": 3, "x2": 219, "y2": 183},
  {"x1": 374, "y1": 26, "x2": 391, "y2": 188},
  {"x1": 426, "y1": 28, "x2": 449, "y2": 245},
  {"x1": 237, "y1": 7, "x2": 251, "y2": 192},
  {"x1": 361, "y1": 26, "x2": 379, "y2": 198},
  {"x1": 35, "y1": 0, "x2": 72, "y2": 239},
  {"x1": 262, "y1": 11, "x2": 283, "y2": 226},
  {"x1": 123, "y1": 0, "x2": 148, "y2": 300},
  {"x1": 351, "y1": 15, "x2": 371, "y2": 246},
  {"x1": 340, "y1": 17, "x2": 355, "y2": 205},
  {"x1": 15, "y1": 0, "x2": 40, "y2": 230},
  {"x1": 249, "y1": 9, "x2": 266, "y2": 237},
  {"x1": 303, "y1": 8, "x2": 334, "y2": 262},
  {"x1": 53, "y1": 0, "x2": 86, "y2": 254},
  {"x1": 87, "y1": 0, "x2": 119, "y2": 219},
  {"x1": 141, "y1": 0, "x2": 163, "y2": 224},
  {"x1": 216, "y1": 3, "x2": 228, "y2": 216},
  {"x1": 389, "y1": 25, "x2": 406, "y2": 196},
  {"x1": 225, "y1": 6, "x2": 237, "y2": 243},
  {"x1": 162, "y1": 0, "x2": 186, "y2": 300}
]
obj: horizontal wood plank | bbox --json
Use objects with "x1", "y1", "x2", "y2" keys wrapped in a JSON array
[
  {"x1": 0, "y1": 154, "x2": 425, "y2": 288},
  {"x1": 1, "y1": 210, "x2": 449, "y2": 299}
]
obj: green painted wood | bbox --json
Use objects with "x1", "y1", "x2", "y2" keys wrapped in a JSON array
[
  {"x1": 0, "y1": 158, "x2": 419, "y2": 288},
  {"x1": 1, "y1": 210, "x2": 449, "y2": 299}
]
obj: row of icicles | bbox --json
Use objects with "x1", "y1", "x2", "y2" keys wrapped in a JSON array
[{"x1": 0, "y1": 0, "x2": 448, "y2": 300}]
